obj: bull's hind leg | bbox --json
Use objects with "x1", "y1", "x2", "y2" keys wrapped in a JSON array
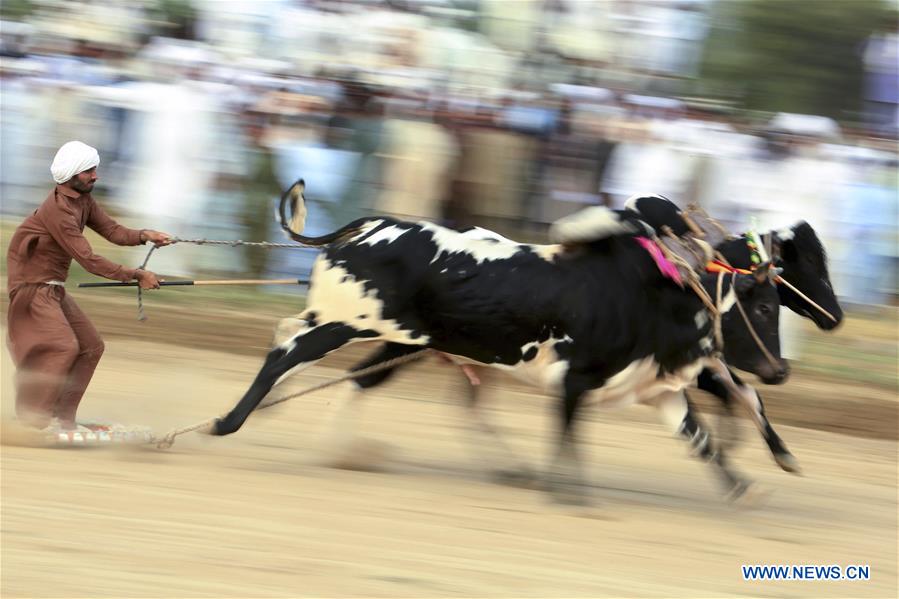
[
  {"x1": 655, "y1": 391, "x2": 752, "y2": 501},
  {"x1": 213, "y1": 321, "x2": 378, "y2": 436},
  {"x1": 545, "y1": 375, "x2": 592, "y2": 504},
  {"x1": 322, "y1": 343, "x2": 422, "y2": 469},
  {"x1": 460, "y1": 373, "x2": 537, "y2": 487}
]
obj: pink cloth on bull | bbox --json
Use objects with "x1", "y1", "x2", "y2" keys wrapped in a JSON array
[{"x1": 635, "y1": 236, "x2": 683, "y2": 286}]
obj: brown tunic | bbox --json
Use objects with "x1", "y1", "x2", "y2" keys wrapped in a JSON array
[
  {"x1": 6, "y1": 185, "x2": 143, "y2": 293},
  {"x1": 6, "y1": 185, "x2": 144, "y2": 429}
]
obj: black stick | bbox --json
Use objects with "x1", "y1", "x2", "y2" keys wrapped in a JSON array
[{"x1": 78, "y1": 278, "x2": 309, "y2": 288}]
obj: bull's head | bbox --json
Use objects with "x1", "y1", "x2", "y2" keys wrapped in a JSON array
[
  {"x1": 774, "y1": 222, "x2": 843, "y2": 330},
  {"x1": 722, "y1": 262, "x2": 790, "y2": 385}
]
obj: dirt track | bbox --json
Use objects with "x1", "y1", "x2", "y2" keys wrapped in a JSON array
[{"x1": 1, "y1": 334, "x2": 897, "y2": 598}]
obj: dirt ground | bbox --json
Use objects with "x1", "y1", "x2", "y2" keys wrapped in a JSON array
[{"x1": 2, "y1": 303, "x2": 897, "y2": 598}]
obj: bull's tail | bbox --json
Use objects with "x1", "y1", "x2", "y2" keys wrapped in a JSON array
[{"x1": 277, "y1": 179, "x2": 364, "y2": 246}]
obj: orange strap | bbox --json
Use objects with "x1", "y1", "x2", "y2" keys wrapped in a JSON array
[{"x1": 705, "y1": 260, "x2": 751, "y2": 275}]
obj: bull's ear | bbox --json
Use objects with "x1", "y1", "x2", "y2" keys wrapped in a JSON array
[
  {"x1": 734, "y1": 273, "x2": 756, "y2": 296},
  {"x1": 779, "y1": 236, "x2": 798, "y2": 262}
]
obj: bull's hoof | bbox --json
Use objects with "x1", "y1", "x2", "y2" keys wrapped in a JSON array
[
  {"x1": 195, "y1": 419, "x2": 222, "y2": 436},
  {"x1": 726, "y1": 481, "x2": 770, "y2": 508},
  {"x1": 545, "y1": 470, "x2": 592, "y2": 506},
  {"x1": 490, "y1": 466, "x2": 539, "y2": 489},
  {"x1": 548, "y1": 485, "x2": 593, "y2": 506},
  {"x1": 324, "y1": 437, "x2": 393, "y2": 471},
  {"x1": 725, "y1": 480, "x2": 750, "y2": 502},
  {"x1": 774, "y1": 452, "x2": 801, "y2": 474}
]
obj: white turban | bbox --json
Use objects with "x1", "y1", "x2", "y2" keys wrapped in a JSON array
[{"x1": 50, "y1": 141, "x2": 100, "y2": 184}]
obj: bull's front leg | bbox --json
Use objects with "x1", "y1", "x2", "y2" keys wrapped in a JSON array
[
  {"x1": 655, "y1": 390, "x2": 752, "y2": 501},
  {"x1": 703, "y1": 361, "x2": 800, "y2": 474},
  {"x1": 691, "y1": 371, "x2": 743, "y2": 451},
  {"x1": 213, "y1": 321, "x2": 370, "y2": 436}
]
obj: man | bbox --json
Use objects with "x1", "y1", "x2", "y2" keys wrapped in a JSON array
[
  {"x1": 238, "y1": 110, "x2": 281, "y2": 280},
  {"x1": 6, "y1": 141, "x2": 171, "y2": 433}
]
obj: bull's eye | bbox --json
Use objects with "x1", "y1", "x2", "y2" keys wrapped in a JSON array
[{"x1": 758, "y1": 304, "x2": 772, "y2": 316}]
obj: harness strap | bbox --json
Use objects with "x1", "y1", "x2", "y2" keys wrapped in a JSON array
[
  {"x1": 684, "y1": 203, "x2": 732, "y2": 241},
  {"x1": 714, "y1": 271, "x2": 725, "y2": 351},
  {"x1": 679, "y1": 211, "x2": 706, "y2": 238}
]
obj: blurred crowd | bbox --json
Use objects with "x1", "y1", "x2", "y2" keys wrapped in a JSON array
[{"x1": 0, "y1": 0, "x2": 896, "y2": 309}]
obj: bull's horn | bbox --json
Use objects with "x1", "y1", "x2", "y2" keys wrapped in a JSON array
[{"x1": 754, "y1": 261, "x2": 771, "y2": 284}]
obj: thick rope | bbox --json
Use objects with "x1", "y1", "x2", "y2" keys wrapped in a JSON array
[
  {"x1": 153, "y1": 347, "x2": 432, "y2": 449},
  {"x1": 169, "y1": 237, "x2": 316, "y2": 249},
  {"x1": 652, "y1": 237, "x2": 775, "y2": 369},
  {"x1": 652, "y1": 233, "x2": 718, "y2": 316}
]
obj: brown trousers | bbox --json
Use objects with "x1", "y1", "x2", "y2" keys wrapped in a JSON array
[{"x1": 6, "y1": 284, "x2": 104, "y2": 428}]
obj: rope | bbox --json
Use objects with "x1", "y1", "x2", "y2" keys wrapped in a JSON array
[
  {"x1": 714, "y1": 271, "x2": 725, "y2": 350},
  {"x1": 153, "y1": 347, "x2": 432, "y2": 449},
  {"x1": 169, "y1": 237, "x2": 316, "y2": 249},
  {"x1": 732, "y1": 279, "x2": 782, "y2": 372},
  {"x1": 136, "y1": 244, "x2": 158, "y2": 322},
  {"x1": 651, "y1": 231, "x2": 718, "y2": 316},
  {"x1": 653, "y1": 235, "x2": 776, "y2": 369},
  {"x1": 684, "y1": 203, "x2": 732, "y2": 240},
  {"x1": 130, "y1": 237, "x2": 318, "y2": 321}
]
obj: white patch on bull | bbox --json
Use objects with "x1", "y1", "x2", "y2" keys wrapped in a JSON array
[
  {"x1": 274, "y1": 316, "x2": 309, "y2": 351},
  {"x1": 533, "y1": 244, "x2": 565, "y2": 262},
  {"x1": 458, "y1": 226, "x2": 563, "y2": 264},
  {"x1": 694, "y1": 309, "x2": 709, "y2": 329},
  {"x1": 460, "y1": 227, "x2": 516, "y2": 243},
  {"x1": 302, "y1": 257, "x2": 430, "y2": 344},
  {"x1": 738, "y1": 384, "x2": 765, "y2": 422},
  {"x1": 584, "y1": 357, "x2": 707, "y2": 409},
  {"x1": 497, "y1": 338, "x2": 571, "y2": 390},
  {"x1": 347, "y1": 220, "x2": 386, "y2": 243},
  {"x1": 360, "y1": 224, "x2": 411, "y2": 247},
  {"x1": 655, "y1": 390, "x2": 690, "y2": 433},
  {"x1": 623, "y1": 193, "x2": 668, "y2": 213},
  {"x1": 440, "y1": 336, "x2": 571, "y2": 392},
  {"x1": 418, "y1": 221, "x2": 522, "y2": 265},
  {"x1": 777, "y1": 227, "x2": 795, "y2": 241},
  {"x1": 447, "y1": 334, "x2": 707, "y2": 408},
  {"x1": 549, "y1": 206, "x2": 636, "y2": 244}
]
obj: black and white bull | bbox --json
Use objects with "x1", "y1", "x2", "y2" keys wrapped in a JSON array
[
  {"x1": 211, "y1": 181, "x2": 786, "y2": 502},
  {"x1": 626, "y1": 194, "x2": 844, "y2": 473}
]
